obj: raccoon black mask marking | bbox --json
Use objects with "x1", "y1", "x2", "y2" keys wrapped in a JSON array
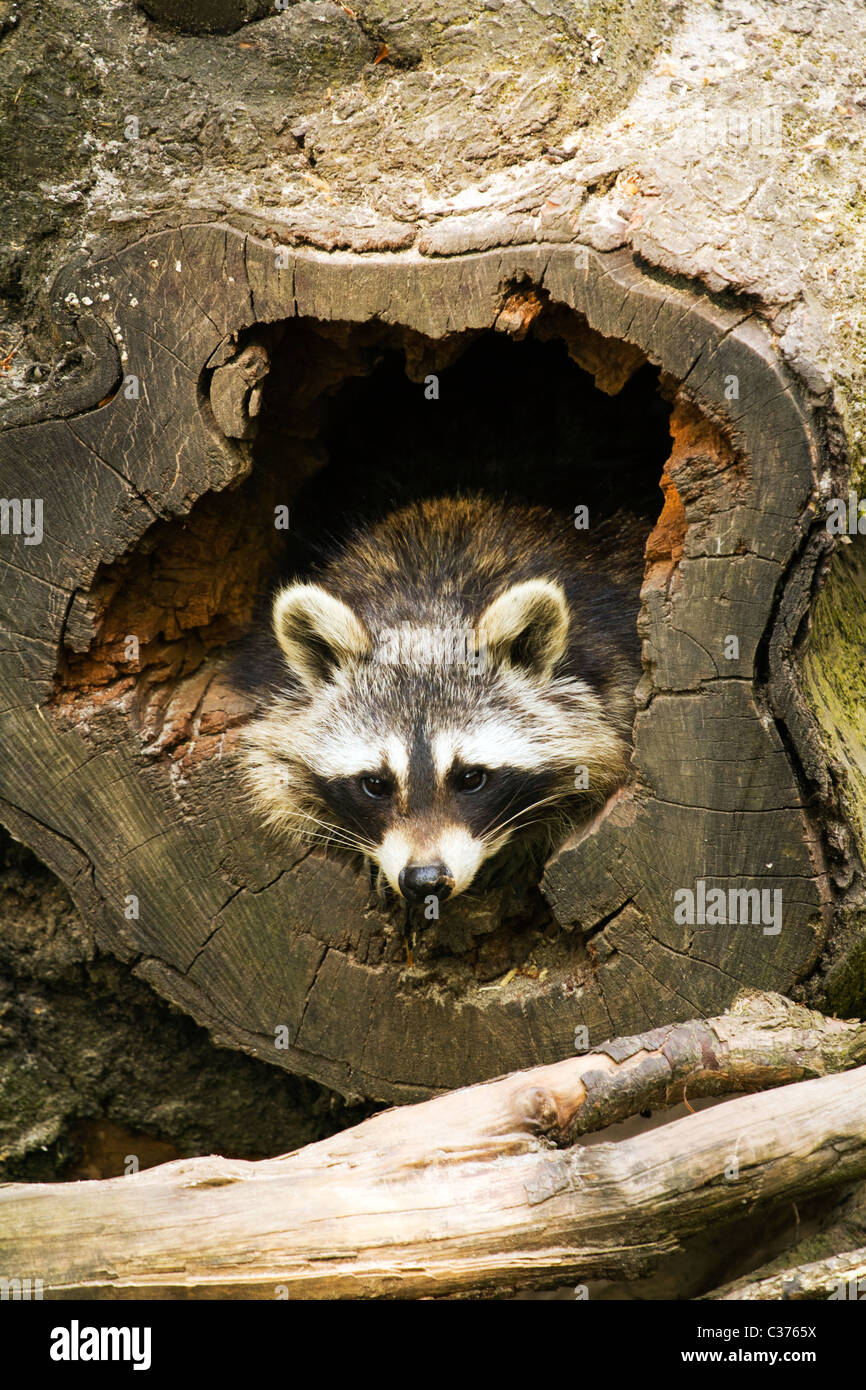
[{"x1": 241, "y1": 495, "x2": 642, "y2": 901}]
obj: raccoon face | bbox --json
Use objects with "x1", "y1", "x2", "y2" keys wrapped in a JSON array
[{"x1": 241, "y1": 577, "x2": 629, "y2": 902}]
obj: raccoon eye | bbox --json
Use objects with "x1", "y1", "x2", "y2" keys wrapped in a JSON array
[
  {"x1": 457, "y1": 767, "x2": 488, "y2": 793},
  {"x1": 360, "y1": 774, "x2": 393, "y2": 800}
]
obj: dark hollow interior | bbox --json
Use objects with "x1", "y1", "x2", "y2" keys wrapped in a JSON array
[{"x1": 252, "y1": 326, "x2": 672, "y2": 585}]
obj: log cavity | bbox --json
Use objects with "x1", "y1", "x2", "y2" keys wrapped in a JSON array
[{"x1": 50, "y1": 296, "x2": 736, "y2": 967}]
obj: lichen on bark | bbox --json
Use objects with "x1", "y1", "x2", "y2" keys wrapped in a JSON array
[{"x1": 801, "y1": 536, "x2": 866, "y2": 1014}]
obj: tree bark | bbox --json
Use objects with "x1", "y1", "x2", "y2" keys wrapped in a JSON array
[{"x1": 0, "y1": 1, "x2": 864, "y2": 1110}]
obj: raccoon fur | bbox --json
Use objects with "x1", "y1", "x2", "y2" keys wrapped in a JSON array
[{"x1": 240, "y1": 494, "x2": 643, "y2": 903}]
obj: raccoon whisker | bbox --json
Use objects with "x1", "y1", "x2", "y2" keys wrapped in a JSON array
[
  {"x1": 480, "y1": 793, "x2": 566, "y2": 841},
  {"x1": 286, "y1": 829, "x2": 370, "y2": 853},
  {"x1": 292, "y1": 808, "x2": 367, "y2": 839},
  {"x1": 493, "y1": 817, "x2": 553, "y2": 839},
  {"x1": 512, "y1": 806, "x2": 578, "y2": 840},
  {"x1": 283, "y1": 822, "x2": 376, "y2": 855},
  {"x1": 493, "y1": 801, "x2": 593, "y2": 849},
  {"x1": 287, "y1": 819, "x2": 370, "y2": 848},
  {"x1": 288, "y1": 807, "x2": 378, "y2": 854},
  {"x1": 485, "y1": 792, "x2": 565, "y2": 833},
  {"x1": 309, "y1": 828, "x2": 376, "y2": 853},
  {"x1": 315, "y1": 831, "x2": 369, "y2": 850},
  {"x1": 475, "y1": 783, "x2": 526, "y2": 838}
]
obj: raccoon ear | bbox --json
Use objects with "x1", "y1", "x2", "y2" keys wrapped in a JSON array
[
  {"x1": 478, "y1": 579, "x2": 569, "y2": 679},
  {"x1": 272, "y1": 583, "x2": 372, "y2": 689}
]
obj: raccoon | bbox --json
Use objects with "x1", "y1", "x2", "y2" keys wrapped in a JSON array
[{"x1": 240, "y1": 495, "x2": 643, "y2": 903}]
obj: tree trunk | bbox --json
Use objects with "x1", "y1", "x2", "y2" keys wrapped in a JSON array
[{"x1": 0, "y1": 2, "x2": 864, "y2": 1113}]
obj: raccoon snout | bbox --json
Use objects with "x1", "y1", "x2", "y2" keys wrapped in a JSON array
[{"x1": 398, "y1": 863, "x2": 454, "y2": 904}]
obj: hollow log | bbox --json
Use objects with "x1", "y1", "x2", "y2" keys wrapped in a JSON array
[
  {"x1": 3, "y1": 992, "x2": 866, "y2": 1299},
  {"x1": 0, "y1": 229, "x2": 857, "y2": 1104},
  {"x1": 0, "y1": 0, "x2": 864, "y2": 1114}
]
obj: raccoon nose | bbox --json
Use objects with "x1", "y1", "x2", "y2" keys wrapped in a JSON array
[{"x1": 398, "y1": 863, "x2": 454, "y2": 904}]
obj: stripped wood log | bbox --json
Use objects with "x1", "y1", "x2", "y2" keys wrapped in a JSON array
[{"x1": 3, "y1": 992, "x2": 866, "y2": 1300}]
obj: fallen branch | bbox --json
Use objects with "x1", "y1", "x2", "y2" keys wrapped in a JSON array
[
  {"x1": 708, "y1": 1247, "x2": 866, "y2": 1301},
  {"x1": 3, "y1": 991, "x2": 866, "y2": 1299}
]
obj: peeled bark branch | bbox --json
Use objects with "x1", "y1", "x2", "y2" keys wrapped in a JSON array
[
  {"x1": 3, "y1": 992, "x2": 866, "y2": 1300},
  {"x1": 708, "y1": 1248, "x2": 866, "y2": 1302}
]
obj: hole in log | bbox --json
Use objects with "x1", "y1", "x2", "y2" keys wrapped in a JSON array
[
  {"x1": 49, "y1": 294, "x2": 738, "y2": 984},
  {"x1": 3, "y1": 230, "x2": 830, "y2": 1103}
]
